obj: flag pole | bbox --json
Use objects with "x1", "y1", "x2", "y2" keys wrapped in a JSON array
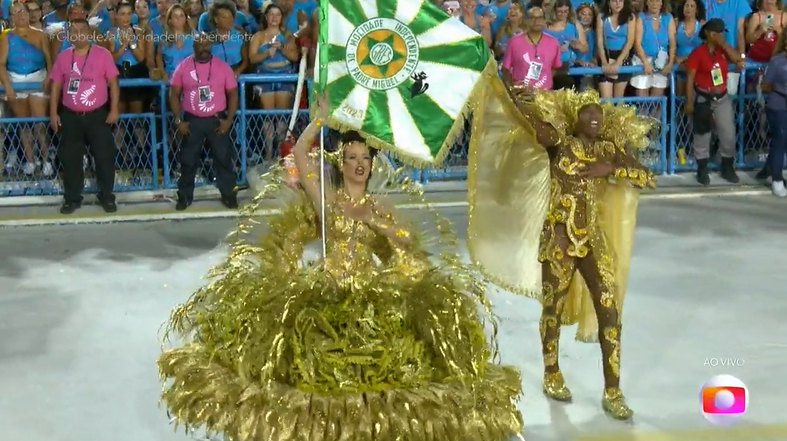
[
  {"x1": 316, "y1": 4, "x2": 330, "y2": 259},
  {"x1": 316, "y1": 41, "x2": 328, "y2": 259},
  {"x1": 318, "y1": 125, "x2": 327, "y2": 259}
]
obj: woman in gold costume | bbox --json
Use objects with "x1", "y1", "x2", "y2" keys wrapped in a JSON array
[
  {"x1": 157, "y1": 96, "x2": 524, "y2": 441},
  {"x1": 467, "y1": 84, "x2": 656, "y2": 422}
]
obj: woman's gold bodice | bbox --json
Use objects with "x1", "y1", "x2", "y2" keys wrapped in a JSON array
[{"x1": 321, "y1": 191, "x2": 401, "y2": 280}]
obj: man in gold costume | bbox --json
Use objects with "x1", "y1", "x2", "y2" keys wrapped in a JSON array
[{"x1": 468, "y1": 84, "x2": 656, "y2": 421}]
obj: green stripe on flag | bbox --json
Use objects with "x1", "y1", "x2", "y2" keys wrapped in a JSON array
[
  {"x1": 363, "y1": 91, "x2": 394, "y2": 145},
  {"x1": 398, "y1": 88, "x2": 454, "y2": 157},
  {"x1": 324, "y1": 44, "x2": 346, "y2": 62},
  {"x1": 376, "y1": 0, "x2": 396, "y2": 19},
  {"x1": 330, "y1": 0, "x2": 369, "y2": 27},
  {"x1": 327, "y1": 74, "x2": 358, "y2": 110},
  {"x1": 419, "y1": 42, "x2": 489, "y2": 71},
  {"x1": 407, "y1": 4, "x2": 449, "y2": 36}
]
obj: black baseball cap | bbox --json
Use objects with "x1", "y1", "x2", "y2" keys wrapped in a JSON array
[{"x1": 700, "y1": 18, "x2": 728, "y2": 40}]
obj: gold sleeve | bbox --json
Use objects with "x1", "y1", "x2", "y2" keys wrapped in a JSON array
[
  {"x1": 467, "y1": 77, "x2": 551, "y2": 297},
  {"x1": 613, "y1": 150, "x2": 657, "y2": 189}
]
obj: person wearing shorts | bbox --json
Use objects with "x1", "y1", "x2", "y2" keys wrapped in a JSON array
[
  {"x1": 631, "y1": 0, "x2": 675, "y2": 97},
  {"x1": 597, "y1": 0, "x2": 636, "y2": 98},
  {"x1": 0, "y1": 1, "x2": 54, "y2": 176},
  {"x1": 248, "y1": 3, "x2": 301, "y2": 161}
]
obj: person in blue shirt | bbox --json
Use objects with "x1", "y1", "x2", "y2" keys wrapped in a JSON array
[
  {"x1": 42, "y1": 0, "x2": 70, "y2": 26},
  {"x1": 28, "y1": 1, "x2": 45, "y2": 29},
  {"x1": 596, "y1": 0, "x2": 637, "y2": 98},
  {"x1": 155, "y1": 3, "x2": 194, "y2": 80},
  {"x1": 674, "y1": 0, "x2": 706, "y2": 95},
  {"x1": 631, "y1": 0, "x2": 676, "y2": 95},
  {"x1": 47, "y1": 1, "x2": 99, "y2": 56},
  {"x1": 0, "y1": 0, "x2": 54, "y2": 176},
  {"x1": 197, "y1": 0, "x2": 256, "y2": 33},
  {"x1": 248, "y1": 2, "x2": 300, "y2": 161},
  {"x1": 493, "y1": 1, "x2": 524, "y2": 59},
  {"x1": 703, "y1": 0, "x2": 750, "y2": 59},
  {"x1": 546, "y1": 0, "x2": 589, "y2": 89},
  {"x1": 105, "y1": 0, "x2": 148, "y2": 163},
  {"x1": 182, "y1": 0, "x2": 204, "y2": 33},
  {"x1": 205, "y1": 0, "x2": 248, "y2": 75},
  {"x1": 144, "y1": 0, "x2": 171, "y2": 72},
  {"x1": 90, "y1": 0, "x2": 141, "y2": 34},
  {"x1": 458, "y1": 0, "x2": 492, "y2": 46},
  {"x1": 575, "y1": 3, "x2": 598, "y2": 90},
  {"x1": 478, "y1": 0, "x2": 514, "y2": 38}
]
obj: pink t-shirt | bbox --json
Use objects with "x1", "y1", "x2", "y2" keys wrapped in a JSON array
[
  {"x1": 51, "y1": 46, "x2": 119, "y2": 112},
  {"x1": 171, "y1": 55, "x2": 238, "y2": 117},
  {"x1": 502, "y1": 33, "x2": 562, "y2": 90}
]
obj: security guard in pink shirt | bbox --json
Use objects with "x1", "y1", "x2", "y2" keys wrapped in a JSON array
[
  {"x1": 170, "y1": 32, "x2": 239, "y2": 211},
  {"x1": 49, "y1": 18, "x2": 121, "y2": 215}
]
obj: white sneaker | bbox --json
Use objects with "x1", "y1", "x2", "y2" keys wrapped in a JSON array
[
  {"x1": 41, "y1": 161, "x2": 54, "y2": 177},
  {"x1": 22, "y1": 162, "x2": 36, "y2": 175},
  {"x1": 772, "y1": 180, "x2": 787, "y2": 197},
  {"x1": 5, "y1": 155, "x2": 17, "y2": 169}
]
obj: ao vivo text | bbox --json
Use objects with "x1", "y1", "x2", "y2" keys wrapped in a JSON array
[{"x1": 704, "y1": 358, "x2": 745, "y2": 367}]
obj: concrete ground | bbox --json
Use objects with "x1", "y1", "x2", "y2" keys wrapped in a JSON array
[{"x1": 0, "y1": 195, "x2": 785, "y2": 441}]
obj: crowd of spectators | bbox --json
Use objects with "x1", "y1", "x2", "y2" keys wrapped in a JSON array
[
  {"x1": 0, "y1": 0, "x2": 318, "y2": 184},
  {"x1": 0, "y1": 0, "x2": 782, "y2": 193},
  {"x1": 444, "y1": 0, "x2": 783, "y2": 186}
]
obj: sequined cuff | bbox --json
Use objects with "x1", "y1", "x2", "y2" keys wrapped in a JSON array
[{"x1": 613, "y1": 167, "x2": 656, "y2": 189}]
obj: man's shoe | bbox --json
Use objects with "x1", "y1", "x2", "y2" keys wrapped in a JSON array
[
  {"x1": 221, "y1": 193, "x2": 239, "y2": 209},
  {"x1": 756, "y1": 163, "x2": 771, "y2": 180},
  {"x1": 696, "y1": 158, "x2": 710, "y2": 186},
  {"x1": 175, "y1": 193, "x2": 192, "y2": 211},
  {"x1": 720, "y1": 157, "x2": 740, "y2": 184},
  {"x1": 60, "y1": 201, "x2": 82, "y2": 215},
  {"x1": 98, "y1": 196, "x2": 117, "y2": 213}
]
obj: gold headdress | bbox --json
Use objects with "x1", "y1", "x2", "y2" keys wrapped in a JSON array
[{"x1": 528, "y1": 88, "x2": 656, "y2": 151}]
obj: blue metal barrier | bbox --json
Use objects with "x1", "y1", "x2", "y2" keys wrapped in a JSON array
[{"x1": 0, "y1": 64, "x2": 776, "y2": 196}]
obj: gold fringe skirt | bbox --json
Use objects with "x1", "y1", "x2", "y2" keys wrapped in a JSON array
[
  {"x1": 160, "y1": 348, "x2": 522, "y2": 441},
  {"x1": 158, "y1": 249, "x2": 524, "y2": 441}
]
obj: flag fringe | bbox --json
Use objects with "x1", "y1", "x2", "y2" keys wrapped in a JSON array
[{"x1": 324, "y1": 57, "x2": 501, "y2": 169}]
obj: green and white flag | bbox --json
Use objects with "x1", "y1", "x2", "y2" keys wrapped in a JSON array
[{"x1": 315, "y1": 0, "x2": 494, "y2": 166}]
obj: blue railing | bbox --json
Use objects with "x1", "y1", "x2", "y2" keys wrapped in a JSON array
[{"x1": 0, "y1": 64, "x2": 772, "y2": 196}]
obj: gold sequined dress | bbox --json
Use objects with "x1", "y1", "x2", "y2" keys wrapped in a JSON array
[{"x1": 158, "y1": 189, "x2": 524, "y2": 441}]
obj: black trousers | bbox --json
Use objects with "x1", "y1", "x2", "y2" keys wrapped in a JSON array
[
  {"x1": 178, "y1": 113, "x2": 236, "y2": 198},
  {"x1": 58, "y1": 106, "x2": 116, "y2": 204}
]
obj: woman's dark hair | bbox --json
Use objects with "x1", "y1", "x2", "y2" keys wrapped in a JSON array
[
  {"x1": 260, "y1": 3, "x2": 283, "y2": 30},
  {"x1": 328, "y1": 131, "x2": 379, "y2": 189},
  {"x1": 674, "y1": 0, "x2": 706, "y2": 22},
  {"x1": 601, "y1": 0, "x2": 633, "y2": 24},
  {"x1": 116, "y1": 1, "x2": 134, "y2": 14},
  {"x1": 208, "y1": 0, "x2": 236, "y2": 27}
]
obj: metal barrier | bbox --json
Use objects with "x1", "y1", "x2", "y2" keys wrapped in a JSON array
[{"x1": 0, "y1": 63, "x2": 774, "y2": 196}]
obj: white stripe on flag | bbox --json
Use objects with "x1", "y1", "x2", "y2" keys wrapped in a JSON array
[
  {"x1": 358, "y1": 1, "x2": 378, "y2": 22},
  {"x1": 327, "y1": 4, "x2": 356, "y2": 46},
  {"x1": 325, "y1": 60, "x2": 347, "y2": 84},
  {"x1": 385, "y1": 89, "x2": 431, "y2": 162},
  {"x1": 396, "y1": 0, "x2": 424, "y2": 26},
  {"x1": 416, "y1": 19, "x2": 481, "y2": 48},
  {"x1": 336, "y1": 85, "x2": 371, "y2": 128},
  {"x1": 418, "y1": 62, "x2": 481, "y2": 119}
]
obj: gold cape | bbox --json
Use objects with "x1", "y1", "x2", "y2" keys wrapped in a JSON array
[
  {"x1": 158, "y1": 171, "x2": 524, "y2": 441},
  {"x1": 467, "y1": 80, "x2": 648, "y2": 342}
]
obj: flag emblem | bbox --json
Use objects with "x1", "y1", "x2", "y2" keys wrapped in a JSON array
[
  {"x1": 318, "y1": 0, "x2": 495, "y2": 165},
  {"x1": 346, "y1": 18, "x2": 419, "y2": 91}
]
